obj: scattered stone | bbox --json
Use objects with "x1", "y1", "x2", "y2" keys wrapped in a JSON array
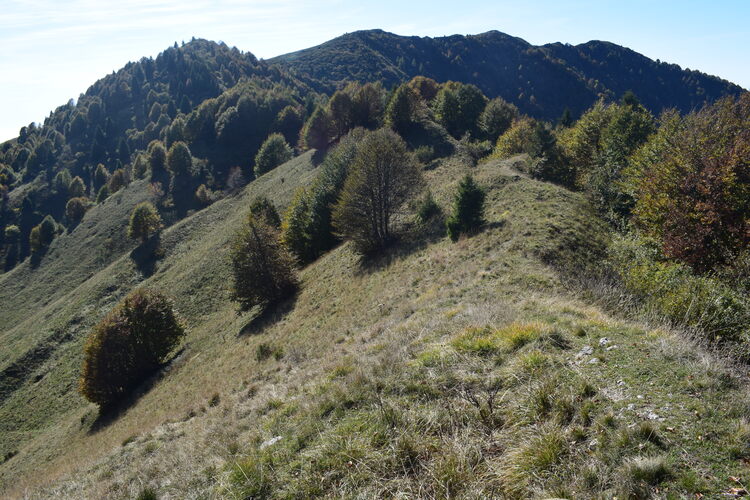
[
  {"x1": 617, "y1": 380, "x2": 626, "y2": 386},
  {"x1": 579, "y1": 346, "x2": 594, "y2": 356},
  {"x1": 606, "y1": 345, "x2": 618, "y2": 351},
  {"x1": 260, "y1": 436, "x2": 283, "y2": 449},
  {"x1": 588, "y1": 357, "x2": 600, "y2": 364},
  {"x1": 626, "y1": 403, "x2": 636, "y2": 411},
  {"x1": 599, "y1": 337, "x2": 609, "y2": 346},
  {"x1": 588, "y1": 438, "x2": 599, "y2": 450}
]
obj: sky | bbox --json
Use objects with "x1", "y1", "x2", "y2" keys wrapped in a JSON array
[{"x1": 1, "y1": 0, "x2": 749, "y2": 142}]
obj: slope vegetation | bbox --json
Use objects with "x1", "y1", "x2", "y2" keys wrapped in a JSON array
[
  {"x1": 271, "y1": 29, "x2": 744, "y2": 119},
  {"x1": 3, "y1": 153, "x2": 749, "y2": 499}
]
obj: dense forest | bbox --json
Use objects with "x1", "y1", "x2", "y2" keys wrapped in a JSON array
[{"x1": 271, "y1": 29, "x2": 743, "y2": 119}]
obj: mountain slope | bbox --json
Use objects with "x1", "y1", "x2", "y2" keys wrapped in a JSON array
[
  {"x1": 271, "y1": 29, "x2": 744, "y2": 119},
  {"x1": 2, "y1": 153, "x2": 750, "y2": 498}
]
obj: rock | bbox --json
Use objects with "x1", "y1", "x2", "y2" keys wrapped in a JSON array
[
  {"x1": 588, "y1": 357, "x2": 600, "y2": 364},
  {"x1": 588, "y1": 438, "x2": 599, "y2": 449},
  {"x1": 606, "y1": 345, "x2": 618, "y2": 351},
  {"x1": 260, "y1": 435, "x2": 283, "y2": 449},
  {"x1": 579, "y1": 346, "x2": 594, "y2": 356},
  {"x1": 599, "y1": 337, "x2": 609, "y2": 346}
]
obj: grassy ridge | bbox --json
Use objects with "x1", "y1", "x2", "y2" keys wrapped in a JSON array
[{"x1": 2, "y1": 153, "x2": 749, "y2": 498}]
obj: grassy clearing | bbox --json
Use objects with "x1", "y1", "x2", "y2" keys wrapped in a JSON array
[{"x1": 2, "y1": 153, "x2": 750, "y2": 499}]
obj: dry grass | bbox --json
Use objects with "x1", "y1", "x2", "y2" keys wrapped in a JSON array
[{"x1": 1, "y1": 154, "x2": 749, "y2": 499}]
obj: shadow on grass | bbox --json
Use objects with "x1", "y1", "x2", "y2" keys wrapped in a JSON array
[
  {"x1": 238, "y1": 292, "x2": 299, "y2": 337},
  {"x1": 129, "y1": 233, "x2": 162, "y2": 277},
  {"x1": 356, "y1": 216, "x2": 447, "y2": 275},
  {"x1": 87, "y1": 347, "x2": 187, "y2": 434}
]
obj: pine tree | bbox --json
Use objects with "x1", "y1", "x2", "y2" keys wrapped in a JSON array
[{"x1": 446, "y1": 174, "x2": 485, "y2": 241}]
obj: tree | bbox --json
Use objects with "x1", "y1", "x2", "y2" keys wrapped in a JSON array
[
  {"x1": 29, "y1": 215, "x2": 56, "y2": 258},
  {"x1": 166, "y1": 141, "x2": 193, "y2": 209},
  {"x1": 300, "y1": 106, "x2": 332, "y2": 150},
  {"x1": 479, "y1": 97, "x2": 519, "y2": 142},
  {"x1": 96, "y1": 185, "x2": 110, "y2": 203},
  {"x1": 93, "y1": 163, "x2": 110, "y2": 193},
  {"x1": 630, "y1": 95, "x2": 750, "y2": 270},
  {"x1": 108, "y1": 168, "x2": 127, "y2": 193},
  {"x1": 4, "y1": 225, "x2": 20, "y2": 270},
  {"x1": 65, "y1": 197, "x2": 90, "y2": 224},
  {"x1": 254, "y1": 133, "x2": 293, "y2": 177},
  {"x1": 446, "y1": 175, "x2": 485, "y2": 241},
  {"x1": 249, "y1": 196, "x2": 281, "y2": 228},
  {"x1": 274, "y1": 105, "x2": 304, "y2": 145},
  {"x1": 332, "y1": 129, "x2": 423, "y2": 253},
  {"x1": 147, "y1": 140, "x2": 168, "y2": 183},
  {"x1": 229, "y1": 216, "x2": 299, "y2": 311},
  {"x1": 69, "y1": 176, "x2": 86, "y2": 198},
  {"x1": 384, "y1": 84, "x2": 419, "y2": 135},
  {"x1": 79, "y1": 288, "x2": 185, "y2": 409},
  {"x1": 127, "y1": 202, "x2": 162, "y2": 244}
]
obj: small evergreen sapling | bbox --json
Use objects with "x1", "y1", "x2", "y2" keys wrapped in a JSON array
[{"x1": 446, "y1": 174, "x2": 485, "y2": 241}]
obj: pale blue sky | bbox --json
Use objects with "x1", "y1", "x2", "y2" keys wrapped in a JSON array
[{"x1": 1, "y1": 0, "x2": 748, "y2": 142}]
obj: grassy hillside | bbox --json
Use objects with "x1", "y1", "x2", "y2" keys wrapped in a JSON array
[
  {"x1": 3, "y1": 152, "x2": 750, "y2": 499},
  {"x1": 271, "y1": 29, "x2": 744, "y2": 120}
]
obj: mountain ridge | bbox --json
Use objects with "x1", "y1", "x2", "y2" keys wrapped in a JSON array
[{"x1": 270, "y1": 28, "x2": 744, "y2": 119}]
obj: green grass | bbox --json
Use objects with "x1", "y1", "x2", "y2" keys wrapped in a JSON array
[{"x1": 1, "y1": 153, "x2": 749, "y2": 499}]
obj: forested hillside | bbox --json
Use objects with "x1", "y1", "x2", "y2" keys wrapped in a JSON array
[{"x1": 271, "y1": 29, "x2": 744, "y2": 120}]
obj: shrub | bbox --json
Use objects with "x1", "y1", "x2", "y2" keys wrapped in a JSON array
[
  {"x1": 446, "y1": 174, "x2": 485, "y2": 241},
  {"x1": 230, "y1": 216, "x2": 299, "y2": 311},
  {"x1": 79, "y1": 289, "x2": 185, "y2": 408},
  {"x1": 609, "y1": 233, "x2": 750, "y2": 352},
  {"x1": 254, "y1": 133, "x2": 293, "y2": 177},
  {"x1": 194, "y1": 184, "x2": 212, "y2": 206},
  {"x1": 332, "y1": 128, "x2": 423, "y2": 253},
  {"x1": 127, "y1": 201, "x2": 162, "y2": 244}
]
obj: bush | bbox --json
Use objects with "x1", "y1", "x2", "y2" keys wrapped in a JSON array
[
  {"x1": 127, "y1": 202, "x2": 162, "y2": 244},
  {"x1": 332, "y1": 128, "x2": 423, "y2": 253},
  {"x1": 79, "y1": 289, "x2": 185, "y2": 408},
  {"x1": 609, "y1": 234, "x2": 750, "y2": 352},
  {"x1": 194, "y1": 184, "x2": 212, "y2": 206},
  {"x1": 446, "y1": 174, "x2": 485, "y2": 241},
  {"x1": 230, "y1": 216, "x2": 299, "y2": 311},
  {"x1": 254, "y1": 133, "x2": 293, "y2": 177}
]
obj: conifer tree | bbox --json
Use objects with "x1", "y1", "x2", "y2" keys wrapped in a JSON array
[{"x1": 446, "y1": 174, "x2": 485, "y2": 241}]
